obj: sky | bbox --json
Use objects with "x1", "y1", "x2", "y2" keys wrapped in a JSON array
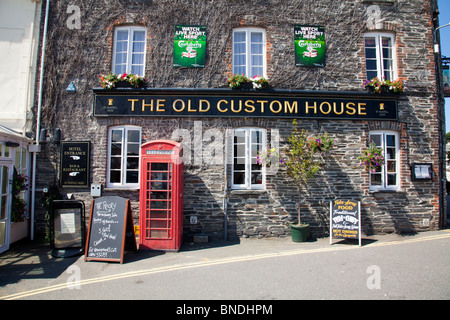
[{"x1": 438, "y1": 0, "x2": 450, "y2": 132}]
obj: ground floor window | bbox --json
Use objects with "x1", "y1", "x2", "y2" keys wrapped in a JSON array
[
  {"x1": 107, "y1": 126, "x2": 141, "y2": 188},
  {"x1": 369, "y1": 131, "x2": 399, "y2": 190},
  {"x1": 232, "y1": 128, "x2": 266, "y2": 190}
]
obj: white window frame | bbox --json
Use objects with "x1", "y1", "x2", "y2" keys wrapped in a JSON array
[
  {"x1": 232, "y1": 28, "x2": 267, "y2": 78},
  {"x1": 369, "y1": 131, "x2": 400, "y2": 191},
  {"x1": 231, "y1": 128, "x2": 266, "y2": 190},
  {"x1": 112, "y1": 26, "x2": 147, "y2": 76},
  {"x1": 364, "y1": 33, "x2": 396, "y2": 81},
  {"x1": 107, "y1": 126, "x2": 141, "y2": 189}
]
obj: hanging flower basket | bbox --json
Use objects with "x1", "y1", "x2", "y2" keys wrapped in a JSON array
[{"x1": 357, "y1": 143, "x2": 385, "y2": 172}]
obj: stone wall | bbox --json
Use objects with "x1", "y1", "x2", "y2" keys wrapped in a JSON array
[{"x1": 32, "y1": 0, "x2": 445, "y2": 241}]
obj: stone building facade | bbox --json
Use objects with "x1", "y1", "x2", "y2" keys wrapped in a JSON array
[{"x1": 33, "y1": 0, "x2": 446, "y2": 242}]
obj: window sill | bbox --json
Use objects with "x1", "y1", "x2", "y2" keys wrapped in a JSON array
[
  {"x1": 230, "y1": 189, "x2": 266, "y2": 195},
  {"x1": 369, "y1": 188, "x2": 402, "y2": 193},
  {"x1": 104, "y1": 187, "x2": 140, "y2": 192}
]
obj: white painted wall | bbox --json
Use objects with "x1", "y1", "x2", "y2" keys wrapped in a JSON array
[{"x1": 0, "y1": 0, "x2": 41, "y2": 133}]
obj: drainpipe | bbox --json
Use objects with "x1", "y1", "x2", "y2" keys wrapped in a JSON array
[
  {"x1": 223, "y1": 129, "x2": 229, "y2": 241},
  {"x1": 31, "y1": 0, "x2": 50, "y2": 240}
]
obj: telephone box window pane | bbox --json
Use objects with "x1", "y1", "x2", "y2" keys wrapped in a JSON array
[
  {"x1": 151, "y1": 163, "x2": 169, "y2": 171},
  {"x1": 151, "y1": 182, "x2": 168, "y2": 190},
  {"x1": 151, "y1": 172, "x2": 168, "y2": 181},
  {"x1": 151, "y1": 191, "x2": 168, "y2": 200},
  {"x1": 150, "y1": 210, "x2": 168, "y2": 219},
  {"x1": 151, "y1": 201, "x2": 167, "y2": 209},
  {"x1": 150, "y1": 230, "x2": 167, "y2": 238},
  {"x1": 151, "y1": 220, "x2": 167, "y2": 228}
]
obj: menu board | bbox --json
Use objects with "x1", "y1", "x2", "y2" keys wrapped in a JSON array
[
  {"x1": 85, "y1": 196, "x2": 136, "y2": 263},
  {"x1": 330, "y1": 199, "x2": 361, "y2": 246},
  {"x1": 52, "y1": 200, "x2": 85, "y2": 252}
]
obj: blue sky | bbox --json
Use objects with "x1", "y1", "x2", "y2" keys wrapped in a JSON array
[{"x1": 438, "y1": 0, "x2": 450, "y2": 132}]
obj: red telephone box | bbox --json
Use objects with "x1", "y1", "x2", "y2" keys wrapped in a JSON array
[{"x1": 139, "y1": 140, "x2": 184, "y2": 251}]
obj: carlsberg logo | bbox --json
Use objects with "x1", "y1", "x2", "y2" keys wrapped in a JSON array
[
  {"x1": 178, "y1": 41, "x2": 203, "y2": 48},
  {"x1": 298, "y1": 41, "x2": 322, "y2": 48}
]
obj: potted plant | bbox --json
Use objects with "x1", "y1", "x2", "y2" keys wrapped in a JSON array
[
  {"x1": 363, "y1": 77, "x2": 405, "y2": 94},
  {"x1": 226, "y1": 74, "x2": 252, "y2": 89},
  {"x1": 283, "y1": 120, "x2": 334, "y2": 242},
  {"x1": 99, "y1": 73, "x2": 147, "y2": 89},
  {"x1": 10, "y1": 171, "x2": 28, "y2": 223},
  {"x1": 385, "y1": 78, "x2": 405, "y2": 93},
  {"x1": 251, "y1": 76, "x2": 269, "y2": 90},
  {"x1": 357, "y1": 142, "x2": 385, "y2": 172}
]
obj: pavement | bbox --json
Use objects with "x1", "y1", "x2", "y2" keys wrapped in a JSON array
[{"x1": 1, "y1": 229, "x2": 450, "y2": 301}]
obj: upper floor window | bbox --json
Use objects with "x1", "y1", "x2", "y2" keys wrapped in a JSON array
[
  {"x1": 112, "y1": 26, "x2": 147, "y2": 75},
  {"x1": 107, "y1": 126, "x2": 141, "y2": 188},
  {"x1": 232, "y1": 128, "x2": 266, "y2": 190},
  {"x1": 369, "y1": 131, "x2": 399, "y2": 191},
  {"x1": 232, "y1": 28, "x2": 266, "y2": 78},
  {"x1": 364, "y1": 33, "x2": 395, "y2": 81}
]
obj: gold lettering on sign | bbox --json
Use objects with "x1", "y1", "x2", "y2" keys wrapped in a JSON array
[
  {"x1": 173, "y1": 99, "x2": 185, "y2": 112},
  {"x1": 142, "y1": 99, "x2": 154, "y2": 112},
  {"x1": 199, "y1": 100, "x2": 210, "y2": 112},
  {"x1": 305, "y1": 101, "x2": 317, "y2": 114},
  {"x1": 217, "y1": 100, "x2": 228, "y2": 113},
  {"x1": 128, "y1": 99, "x2": 138, "y2": 111}
]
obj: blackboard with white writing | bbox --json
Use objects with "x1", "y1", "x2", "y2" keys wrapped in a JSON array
[
  {"x1": 330, "y1": 199, "x2": 361, "y2": 246},
  {"x1": 85, "y1": 196, "x2": 136, "y2": 263}
]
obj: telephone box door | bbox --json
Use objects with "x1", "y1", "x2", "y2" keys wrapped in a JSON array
[{"x1": 139, "y1": 140, "x2": 183, "y2": 251}]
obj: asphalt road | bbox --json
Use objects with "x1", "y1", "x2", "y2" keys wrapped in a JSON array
[{"x1": 1, "y1": 230, "x2": 449, "y2": 304}]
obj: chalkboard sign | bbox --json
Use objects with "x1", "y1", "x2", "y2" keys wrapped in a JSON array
[
  {"x1": 85, "y1": 196, "x2": 137, "y2": 263},
  {"x1": 330, "y1": 199, "x2": 361, "y2": 246}
]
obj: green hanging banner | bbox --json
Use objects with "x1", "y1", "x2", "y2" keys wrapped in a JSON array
[
  {"x1": 173, "y1": 25, "x2": 207, "y2": 68},
  {"x1": 294, "y1": 25, "x2": 326, "y2": 68}
]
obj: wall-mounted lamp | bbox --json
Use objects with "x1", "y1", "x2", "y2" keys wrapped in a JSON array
[
  {"x1": 54, "y1": 128, "x2": 61, "y2": 144},
  {"x1": 434, "y1": 22, "x2": 450, "y2": 54},
  {"x1": 39, "y1": 128, "x2": 47, "y2": 143}
]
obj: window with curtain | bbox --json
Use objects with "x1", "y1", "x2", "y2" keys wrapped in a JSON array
[
  {"x1": 232, "y1": 128, "x2": 266, "y2": 190},
  {"x1": 107, "y1": 126, "x2": 141, "y2": 188},
  {"x1": 112, "y1": 26, "x2": 147, "y2": 76},
  {"x1": 369, "y1": 131, "x2": 400, "y2": 190},
  {"x1": 232, "y1": 28, "x2": 266, "y2": 78},
  {"x1": 364, "y1": 33, "x2": 395, "y2": 81}
]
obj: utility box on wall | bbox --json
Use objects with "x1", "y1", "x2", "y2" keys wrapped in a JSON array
[{"x1": 139, "y1": 140, "x2": 184, "y2": 251}]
